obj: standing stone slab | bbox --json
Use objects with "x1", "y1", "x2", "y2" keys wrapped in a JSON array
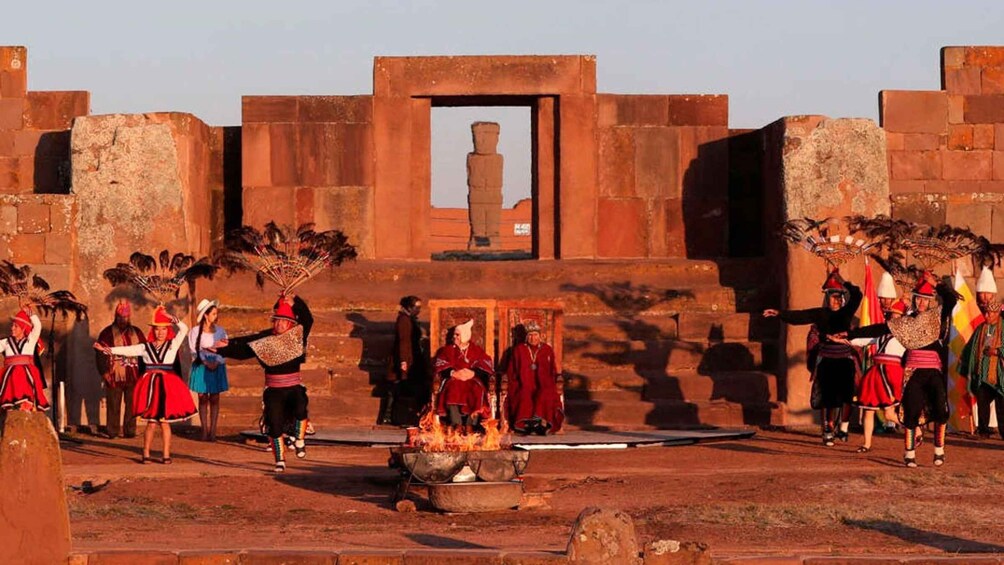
[
  {"x1": 0, "y1": 411, "x2": 71, "y2": 564},
  {"x1": 766, "y1": 116, "x2": 890, "y2": 425},
  {"x1": 566, "y1": 506, "x2": 641, "y2": 564}
]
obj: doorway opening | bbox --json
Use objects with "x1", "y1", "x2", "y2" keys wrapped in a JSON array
[{"x1": 430, "y1": 104, "x2": 534, "y2": 260}]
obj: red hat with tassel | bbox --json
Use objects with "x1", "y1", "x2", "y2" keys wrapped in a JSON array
[
  {"x1": 821, "y1": 269, "x2": 847, "y2": 294},
  {"x1": 271, "y1": 299, "x2": 297, "y2": 323},
  {"x1": 11, "y1": 309, "x2": 32, "y2": 334}
]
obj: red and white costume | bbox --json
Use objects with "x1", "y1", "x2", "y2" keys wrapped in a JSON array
[
  {"x1": 107, "y1": 306, "x2": 196, "y2": 423},
  {"x1": 0, "y1": 309, "x2": 48, "y2": 410}
]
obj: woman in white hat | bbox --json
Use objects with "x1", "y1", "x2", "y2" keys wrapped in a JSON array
[{"x1": 188, "y1": 298, "x2": 229, "y2": 441}]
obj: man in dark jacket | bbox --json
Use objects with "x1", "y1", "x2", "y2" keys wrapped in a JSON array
[{"x1": 381, "y1": 295, "x2": 428, "y2": 425}]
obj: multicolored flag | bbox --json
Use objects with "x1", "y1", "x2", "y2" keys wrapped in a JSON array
[
  {"x1": 948, "y1": 269, "x2": 985, "y2": 432},
  {"x1": 857, "y1": 259, "x2": 885, "y2": 364}
]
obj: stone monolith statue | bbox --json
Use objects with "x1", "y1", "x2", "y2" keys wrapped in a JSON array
[{"x1": 467, "y1": 122, "x2": 504, "y2": 249}]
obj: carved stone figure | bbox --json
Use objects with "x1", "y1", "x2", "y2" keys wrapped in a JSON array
[{"x1": 467, "y1": 122, "x2": 504, "y2": 249}]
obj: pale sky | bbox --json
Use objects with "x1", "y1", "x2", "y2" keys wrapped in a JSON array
[{"x1": 4, "y1": 1, "x2": 1003, "y2": 207}]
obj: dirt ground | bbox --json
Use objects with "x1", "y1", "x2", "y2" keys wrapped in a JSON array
[{"x1": 61, "y1": 427, "x2": 1004, "y2": 557}]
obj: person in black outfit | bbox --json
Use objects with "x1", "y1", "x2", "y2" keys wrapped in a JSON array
[
  {"x1": 764, "y1": 270, "x2": 862, "y2": 446},
  {"x1": 218, "y1": 295, "x2": 313, "y2": 473},
  {"x1": 381, "y1": 295, "x2": 428, "y2": 425},
  {"x1": 837, "y1": 272, "x2": 957, "y2": 468}
]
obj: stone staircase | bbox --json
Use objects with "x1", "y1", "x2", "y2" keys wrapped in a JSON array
[{"x1": 198, "y1": 258, "x2": 786, "y2": 431}]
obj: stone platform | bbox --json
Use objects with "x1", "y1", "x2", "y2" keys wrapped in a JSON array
[{"x1": 239, "y1": 426, "x2": 756, "y2": 449}]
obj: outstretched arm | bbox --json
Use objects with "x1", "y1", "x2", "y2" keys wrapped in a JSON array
[{"x1": 846, "y1": 323, "x2": 890, "y2": 340}]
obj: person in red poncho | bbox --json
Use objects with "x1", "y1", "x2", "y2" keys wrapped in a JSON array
[
  {"x1": 0, "y1": 303, "x2": 48, "y2": 411},
  {"x1": 506, "y1": 320, "x2": 563, "y2": 435},
  {"x1": 433, "y1": 319, "x2": 493, "y2": 429},
  {"x1": 94, "y1": 305, "x2": 195, "y2": 464}
]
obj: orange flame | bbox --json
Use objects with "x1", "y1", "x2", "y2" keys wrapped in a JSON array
[{"x1": 408, "y1": 411, "x2": 512, "y2": 452}]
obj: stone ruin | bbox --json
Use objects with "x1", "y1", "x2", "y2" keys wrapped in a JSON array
[{"x1": 0, "y1": 45, "x2": 1002, "y2": 431}]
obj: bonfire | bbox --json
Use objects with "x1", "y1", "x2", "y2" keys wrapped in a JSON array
[{"x1": 408, "y1": 410, "x2": 512, "y2": 452}]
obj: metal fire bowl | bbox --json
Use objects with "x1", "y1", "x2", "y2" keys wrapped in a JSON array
[
  {"x1": 427, "y1": 481, "x2": 524, "y2": 513},
  {"x1": 465, "y1": 448, "x2": 530, "y2": 482},
  {"x1": 389, "y1": 447, "x2": 531, "y2": 484},
  {"x1": 391, "y1": 447, "x2": 467, "y2": 484}
]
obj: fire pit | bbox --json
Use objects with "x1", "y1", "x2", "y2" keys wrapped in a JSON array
[{"x1": 390, "y1": 414, "x2": 531, "y2": 512}]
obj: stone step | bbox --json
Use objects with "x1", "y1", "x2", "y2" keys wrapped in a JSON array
[
  {"x1": 562, "y1": 312, "x2": 778, "y2": 342},
  {"x1": 198, "y1": 260, "x2": 777, "y2": 316},
  {"x1": 563, "y1": 369, "x2": 777, "y2": 404},
  {"x1": 216, "y1": 393, "x2": 383, "y2": 429},
  {"x1": 562, "y1": 338, "x2": 771, "y2": 372},
  {"x1": 563, "y1": 396, "x2": 786, "y2": 429}
]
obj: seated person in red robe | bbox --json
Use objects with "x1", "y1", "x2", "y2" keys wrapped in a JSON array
[
  {"x1": 506, "y1": 321, "x2": 564, "y2": 435},
  {"x1": 433, "y1": 319, "x2": 493, "y2": 428}
]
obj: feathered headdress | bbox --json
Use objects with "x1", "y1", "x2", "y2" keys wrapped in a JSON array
[
  {"x1": 780, "y1": 217, "x2": 875, "y2": 269},
  {"x1": 0, "y1": 261, "x2": 88, "y2": 319},
  {"x1": 103, "y1": 250, "x2": 217, "y2": 305},
  {"x1": 213, "y1": 222, "x2": 357, "y2": 295}
]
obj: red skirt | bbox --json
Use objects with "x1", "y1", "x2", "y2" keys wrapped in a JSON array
[
  {"x1": 133, "y1": 370, "x2": 197, "y2": 422},
  {"x1": 856, "y1": 357, "x2": 904, "y2": 409},
  {"x1": 0, "y1": 359, "x2": 49, "y2": 410},
  {"x1": 436, "y1": 377, "x2": 491, "y2": 419}
]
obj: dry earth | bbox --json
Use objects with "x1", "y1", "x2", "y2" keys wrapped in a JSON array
[{"x1": 61, "y1": 428, "x2": 1004, "y2": 557}]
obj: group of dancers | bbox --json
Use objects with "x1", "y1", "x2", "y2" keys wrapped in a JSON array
[{"x1": 765, "y1": 266, "x2": 1003, "y2": 467}]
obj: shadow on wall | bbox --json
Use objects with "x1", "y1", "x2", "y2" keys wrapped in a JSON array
[
  {"x1": 34, "y1": 131, "x2": 72, "y2": 195},
  {"x1": 844, "y1": 519, "x2": 1004, "y2": 553}
]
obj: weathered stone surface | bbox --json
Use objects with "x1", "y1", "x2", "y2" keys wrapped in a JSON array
[
  {"x1": 0, "y1": 411, "x2": 72, "y2": 565},
  {"x1": 566, "y1": 507, "x2": 641, "y2": 564},
  {"x1": 70, "y1": 112, "x2": 215, "y2": 427},
  {"x1": 881, "y1": 90, "x2": 948, "y2": 134},
  {"x1": 336, "y1": 550, "x2": 405, "y2": 564},
  {"x1": 666, "y1": 95, "x2": 728, "y2": 126},
  {"x1": 295, "y1": 186, "x2": 374, "y2": 258},
  {"x1": 597, "y1": 198, "x2": 647, "y2": 258},
  {"x1": 892, "y1": 193, "x2": 947, "y2": 226},
  {"x1": 178, "y1": 551, "x2": 240, "y2": 564},
  {"x1": 239, "y1": 550, "x2": 336, "y2": 564},
  {"x1": 598, "y1": 127, "x2": 635, "y2": 197},
  {"x1": 965, "y1": 94, "x2": 1004, "y2": 123},
  {"x1": 502, "y1": 552, "x2": 569, "y2": 565},
  {"x1": 642, "y1": 541, "x2": 710, "y2": 565},
  {"x1": 472, "y1": 121, "x2": 501, "y2": 155},
  {"x1": 24, "y1": 91, "x2": 90, "y2": 130}
]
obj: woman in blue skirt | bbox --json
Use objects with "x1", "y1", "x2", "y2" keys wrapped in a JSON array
[{"x1": 189, "y1": 299, "x2": 229, "y2": 441}]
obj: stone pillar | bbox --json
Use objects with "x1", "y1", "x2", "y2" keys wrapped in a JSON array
[
  {"x1": 764, "y1": 116, "x2": 890, "y2": 426},
  {"x1": 68, "y1": 113, "x2": 216, "y2": 429},
  {"x1": 0, "y1": 411, "x2": 72, "y2": 564},
  {"x1": 467, "y1": 121, "x2": 504, "y2": 249}
]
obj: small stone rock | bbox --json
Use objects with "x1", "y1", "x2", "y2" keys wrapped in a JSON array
[
  {"x1": 395, "y1": 499, "x2": 417, "y2": 513},
  {"x1": 643, "y1": 540, "x2": 711, "y2": 565},
  {"x1": 566, "y1": 506, "x2": 642, "y2": 564}
]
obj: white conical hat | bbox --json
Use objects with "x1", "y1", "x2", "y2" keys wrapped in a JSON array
[
  {"x1": 877, "y1": 272, "x2": 897, "y2": 300},
  {"x1": 456, "y1": 319, "x2": 474, "y2": 344},
  {"x1": 977, "y1": 267, "x2": 998, "y2": 294}
]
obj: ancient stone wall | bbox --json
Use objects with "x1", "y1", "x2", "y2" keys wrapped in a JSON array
[
  {"x1": 596, "y1": 94, "x2": 729, "y2": 258},
  {"x1": 242, "y1": 95, "x2": 374, "y2": 257},
  {"x1": 883, "y1": 46, "x2": 1004, "y2": 275}
]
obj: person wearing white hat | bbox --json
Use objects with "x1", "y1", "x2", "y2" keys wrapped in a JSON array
[
  {"x1": 877, "y1": 271, "x2": 898, "y2": 313},
  {"x1": 432, "y1": 319, "x2": 494, "y2": 429},
  {"x1": 188, "y1": 298, "x2": 229, "y2": 442},
  {"x1": 976, "y1": 267, "x2": 998, "y2": 313}
]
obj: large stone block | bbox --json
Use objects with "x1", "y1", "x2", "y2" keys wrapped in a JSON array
[
  {"x1": 241, "y1": 122, "x2": 271, "y2": 187},
  {"x1": 0, "y1": 70, "x2": 27, "y2": 98},
  {"x1": 666, "y1": 95, "x2": 728, "y2": 126},
  {"x1": 983, "y1": 66, "x2": 1004, "y2": 94},
  {"x1": 268, "y1": 123, "x2": 298, "y2": 186},
  {"x1": 975, "y1": 124, "x2": 996, "y2": 149},
  {"x1": 634, "y1": 127, "x2": 680, "y2": 199},
  {"x1": 17, "y1": 201, "x2": 50, "y2": 233},
  {"x1": 947, "y1": 202, "x2": 992, "y2": 237},
  {"x1": 892, "y1": 193, "x2": 947, "y2": 226},
  {"x1": 995, "y1": 151, "x2": 1004, "y2": 180},
  {"x1": 0, "y1": 411, "x2": 72, "y2": 565},
  {"x1": 944, "y1": 66, "x2": 982, "y2": 95},
  {"x1": 374, "y1": 55, "x2": 592, "y2": 97},
  {"x1": 23, "y1": 91, "x2": 90, "y2": 130},
  {"x1": 965, "y1": 46, "x2": 1004, "y2": 67},
  {"x1": 965, "y1": 94, "x2": 1004, "y2": 123},
  {"x1": 242, "y1": 96, "x2": 298, "y2": 123},
  {"x1": 902, "y1": 133, "x2": 942, "y2": 151},
  {"x1": 0, "y1": 97, "x2": 25, "y2": 129},
  {"x1": 596, "y1": 95, "x2": 668, "y2": 126},
  {"x1": 597, "y1": 198, "x2": 647, "y2": 258},
  {"x1": 299, "y1": 122, "x2": 373, "y2": 187},
  {"x1": 297, "y1": 95, "x2": 372, "y2": 123},
  {"x1": 336, "y1": 550, "x2": 405, "y2": 564},
  {"x1": 597, "y1": 127, "x2": 635, "y2": 197},
  {"x1": 889, "y1": 150, "x2": 941, "y2": 180},
  {"x1": 243, "y1": 185, "x2": 295, "y2": 229},
  {"x1": 880, "y1": 90, "x2": 948, "y2": 134},
  {"x1": 295, "y1": 186, "x2": 373, "y2": 258},
  {"x1": 942, "y1": 150, "x2": 992, "y2": 180},
  {"x1": 566, "y1": 507, "x2": 641, "y2": 565},
  {"x1": 948, "y1": 124, "x2": 974, "y2": 150},
  {"x1": 10, "y1": 233, "x2": 45, "y2": 262}
]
